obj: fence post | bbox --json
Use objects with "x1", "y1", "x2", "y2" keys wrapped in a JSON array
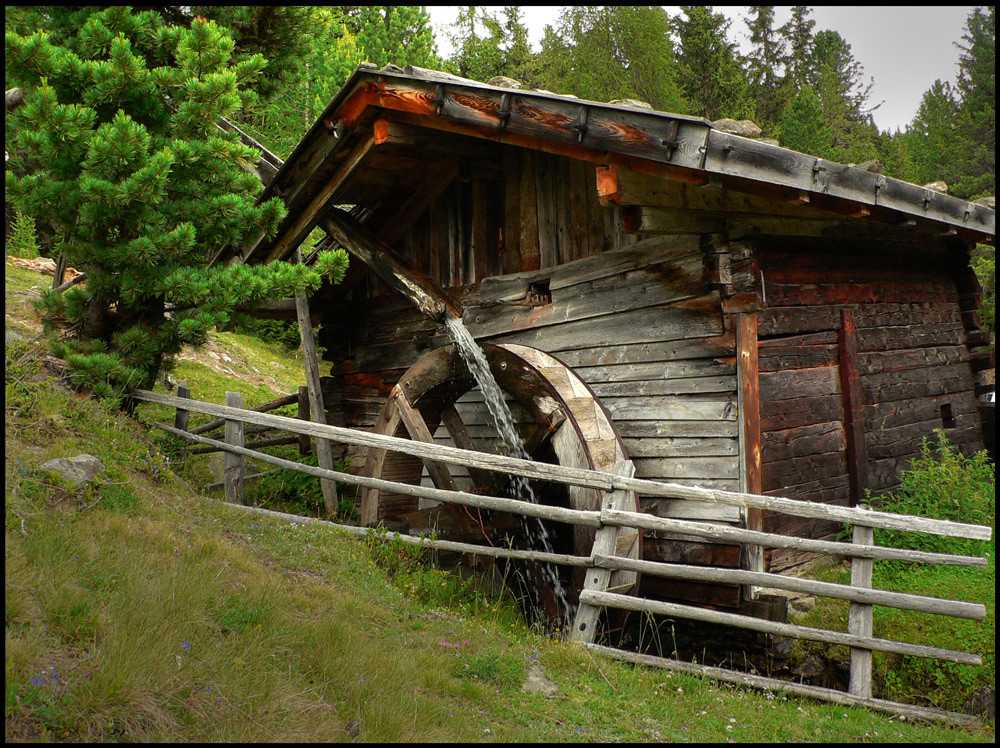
[
  {"x1": 174, "y1": 379, "x2": 190, "y2": 431},
  {"x1": 848, "y1": 522, "x2": 874, "y2": 698},
  {"x1": 224, "y1": 391, "x2": 245, "y2": 505},
  {"x1": 571, "y1": 460, "x2": 636, "y2": 644}
]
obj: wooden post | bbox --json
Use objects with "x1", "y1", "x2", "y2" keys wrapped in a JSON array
[
  {"x1": 294, "y1": 248, "x2": 340, "y2": 517},
  {"x1": 838, "y1": 307, "x2": 868, "y2": 506},
  {"x1": 848, "y1": 523, "x2": 874, "y2": 698},
  {"x1": 297, "y1": 385, "x2": 311, "y2": 455},
  {"x1": 571, "y1": 460, "x2": 636, "y2": 644},
  {"x1": 737, "y1": 313, "x2": 764, "y2": 588},
  {"x1": 174, "y1": 379, "x2": 190, "y2": 432},
  {"x1": 224, "y1": 391, "x2": 245, "y2": 505}
]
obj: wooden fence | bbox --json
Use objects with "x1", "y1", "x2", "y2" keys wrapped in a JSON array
[{"x1": 132, "y1": 387, "x2": 992, "y2": 725}]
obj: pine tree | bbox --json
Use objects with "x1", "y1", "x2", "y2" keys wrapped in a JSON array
[
  {"x1": 539, "y1": 6, "x2": 687, "y2": 113},
  {"x1": 906, "y1": 80, "x2": 961, "y2": 187},
  {"x1": 447, "y1": 6, "x2": 538, "y2": 86},
  {"x1": 951, "y1": 6, "x2": 995, "y2": 199},
  {"x1": 5, "y1": 7, "x2": 347, "y2": 402},
  {"x1": 673, "y1": 6, "x2": 754, "y2": 121},
  {"x1": 779, "y1": 86, "x2": 835, "y2": 159},
  {"x1": 781, "y1": 6, "x2": 816, "y2": 89},
  {"x1": 743, "y1": 6, "x2": 791, "y2": 128},
  {"x1": 347, "y1": 6, "x2": 440, "y2": 71}
]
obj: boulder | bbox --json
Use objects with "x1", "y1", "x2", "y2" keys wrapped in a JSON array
[
  {"x1": 963, "y1": 685, "x2": 995, "y2": 720},
  {"x1": 757, "y1": 138, "x2": 781, "y2": 147},
  {"x1": 974, "y1": 195, "x2": 995, "y2": 209},
  {"x1": 608, "y1": 98, "x2": 653, "y2": 110},
  {"x1": 39, "y1": 454, "x2": 106, "y2": 486},
  {"x1": 488, "y1": 75, "x2": 522, "y2": 89},
  {"x1": 712, "y1": 118, "x2": 763, "y2": 138},
  {"x1": 923, "y1": 180, "x2": 949, "y2": 194},
  {"x1": 521, "y1": 665, "x2": 559, "y2": 697},
  {"x1": 856, "y1": 159, "x2": 884, "y2": 174}
]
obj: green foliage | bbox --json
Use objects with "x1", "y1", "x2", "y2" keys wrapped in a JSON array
[
  {"x1": 537, "y1": 6, "x2": 687, "y2": 113},
  {"x1": 4, "y1": 7, "x2": 349, "y2": 404},
  {"x1": 673, "y1": 6, "x2": 754, "y2": 121},
  {"x1": 868, "y1": 430, "x2": 994, "y2": 558},
  {"x1": 243, "y1": 450, "x2": 354, "y2": 520},
  {"x1": 446, "y1": 6, "x2": 537, "y2": 86},
  {"x1": 972, "y1": 245, "x2": 995, "y2": 347},
  {"x1": 7, "y1": 211, "x2": 40, "y2": 259},
  {"x1": 779, "y1": 86, "x2": 836, "y2": 158}
]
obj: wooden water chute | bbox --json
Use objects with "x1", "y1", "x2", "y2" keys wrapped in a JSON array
[{"x1": 217, "y1": 63, "x2": 995, "y2": 623}]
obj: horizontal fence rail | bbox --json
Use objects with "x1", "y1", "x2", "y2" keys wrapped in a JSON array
[
  {"x1": 133, "y1": 390, "x2": 992, "y2": 540},
  {"x1": 134, "y1": 388, "x2": 993, "y2": 725}
]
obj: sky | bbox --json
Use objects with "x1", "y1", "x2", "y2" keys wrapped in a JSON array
[{"x1": 425, "y1": 5, "x2": 976, "y2": 134}]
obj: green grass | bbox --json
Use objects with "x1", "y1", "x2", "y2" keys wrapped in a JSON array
[{"x1": 5, "y1": 262, "x2": 996, "y2": 742}]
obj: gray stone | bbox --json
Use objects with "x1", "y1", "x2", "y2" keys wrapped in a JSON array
[
  {"x1": 923, "y1": 180, "x2": 949, "y2": 194},
  {"x1": 789, "y1": 595, "x2": 816, "y2": 614},
  {"x1": 6, "y1": 329, "x2": 27, "y2": 346},
  {"x1": 608, "y1": 98, "x2": 653, "y2": 110},
  {"x1": 488, "y1": 75, "x2": 522, "y2": 89},
  {"x1": 856, "y1": 159, "x2": 884, "y2": 174},
  {"x1": 521, "y1": 665, "x2": 559, "y2": 697},
  {"x1": 974, "y1": 195, "x2": 995, "y2": 209},
  {"x1": 39, "y1": 454, "x2": 106, "y2": 486},
  {"x1": 712, "y1": 118, "x2": 762, "y2": 138},
  {"x1": 757, "y1": 138, "x2": 780, "y2": 147}
]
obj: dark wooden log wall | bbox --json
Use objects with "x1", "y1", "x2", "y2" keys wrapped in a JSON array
[{"x1": 755, "y1": 239, "x2": 984, "y2": 572}]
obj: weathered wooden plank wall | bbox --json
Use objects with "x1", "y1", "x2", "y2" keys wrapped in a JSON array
[{"x1": 320, "y1": 145, "x2": 743, "y2": 604}]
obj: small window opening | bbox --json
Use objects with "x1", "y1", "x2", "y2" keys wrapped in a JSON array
[
  {"x1": 526, "y1": 280, "x2": 552, "y2": 305},
  {"x1": 940, "y1": 402, "x2": 956, "y2": 429}
]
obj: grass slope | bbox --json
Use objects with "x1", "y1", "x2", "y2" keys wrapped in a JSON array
[{"x1": 4, "y1": 260, "x2": 995, "y2": 742}]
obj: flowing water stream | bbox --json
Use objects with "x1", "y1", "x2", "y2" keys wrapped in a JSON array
[{"x1": 444, "y1": 316, "x2": 574, "y2": 628}]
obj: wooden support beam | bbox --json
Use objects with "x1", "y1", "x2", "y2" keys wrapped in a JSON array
[
  {"x1": 737, "y1": 313, "x2": 763, "y2": 586},
  {"x1": 440, "y1": 405, "x2": 496, "y2": 490},
  {"x1": 838, "y1": 308, "x2": 868, "y2": 506},
  {"x1": 320, "y1": 208, "x2": 461, "y2": 322},
  {"x1": 262, "y1": 132, "x2": 378, "y2": 263},
  {"x1": 295, "y1": 249, "x2": 340, "y2": 517}
]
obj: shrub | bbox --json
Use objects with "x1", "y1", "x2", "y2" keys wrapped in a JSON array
[{"x1": 8, "y1": 210, "x2": 40, "y2": 259}]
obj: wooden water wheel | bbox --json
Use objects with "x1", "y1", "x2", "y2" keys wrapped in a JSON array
[{"x1": 360, "y1": 342, "x2": 641, "y2": 622}]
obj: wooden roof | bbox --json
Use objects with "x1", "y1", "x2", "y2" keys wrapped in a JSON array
[{"x1": 230, "y1": 64, "x2": 995, "y2": 267}]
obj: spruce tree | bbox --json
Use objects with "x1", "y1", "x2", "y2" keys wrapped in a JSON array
[
  {"x1": 5, "y1": 7, "x2": 347, "y2": 402},
  {"x1": 779, "y1": 86, "x2": 835, "y2": 159},
  {"x1": 743, "y1": 6, "x2": 791, "y2": 128},
  {"x1": 539, "y1": 6, "x2": 688, "y2": 113},
  {"x1": 781, "y1": 6, "x2": 816, "y2": 88},
  {"x1": 951, "y1": 5, "x2": 995, "y2": 199},
  {"x1": 673, "y1": 6, "x2": 754, "y2": 121}
]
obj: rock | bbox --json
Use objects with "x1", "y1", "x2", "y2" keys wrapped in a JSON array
[
  {"x1": 344, "y1": 720, "x2": 361, "y2": 739},
  {"x1": 521, "y1": 665, "x2": 559, "y2": 697},
  {"x1": 6, "y1": 330, "x2": 27, "y2": 347},
  {"x1": 963, "y1": 685, "x2": 994, "y2": 720},
  {"x1": 974, "y1": 195, "x2": 995, "y2": 209},
  {"x1": 712, "y1": 118, "x2": 762, "y2": 138},
  {"x1": 488, "y1": 75, "x2": 522, "y2": 89},
  {"x1": 856, "y1": 159, "x2": 884, "y2": 174},
  {"x1": 757, "y1": 138, "x2": 780, "y2": 147},
  {"x1": 923, "y1": 180, "x2": 949, "y2": 194},
  {"x1": 39, "y1": 454, "x2": 106, "y2": 486},
  {"x1": 608, "y1": 98, "x2": 653, "y2": 110},
  {"x1": 789, "y1": 595, "x2": 816, "y2": 614}
]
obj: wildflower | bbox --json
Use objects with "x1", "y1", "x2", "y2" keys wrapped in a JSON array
[
  {"x1": 29, "y1": 675, "x2": 45, "y2": 687},
  {"x1": 182, "y1": 641, "x2": 191, "y2": 649},
  {"x1": 681, "y1": 726, "x2": 688, "y2": 732}
]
